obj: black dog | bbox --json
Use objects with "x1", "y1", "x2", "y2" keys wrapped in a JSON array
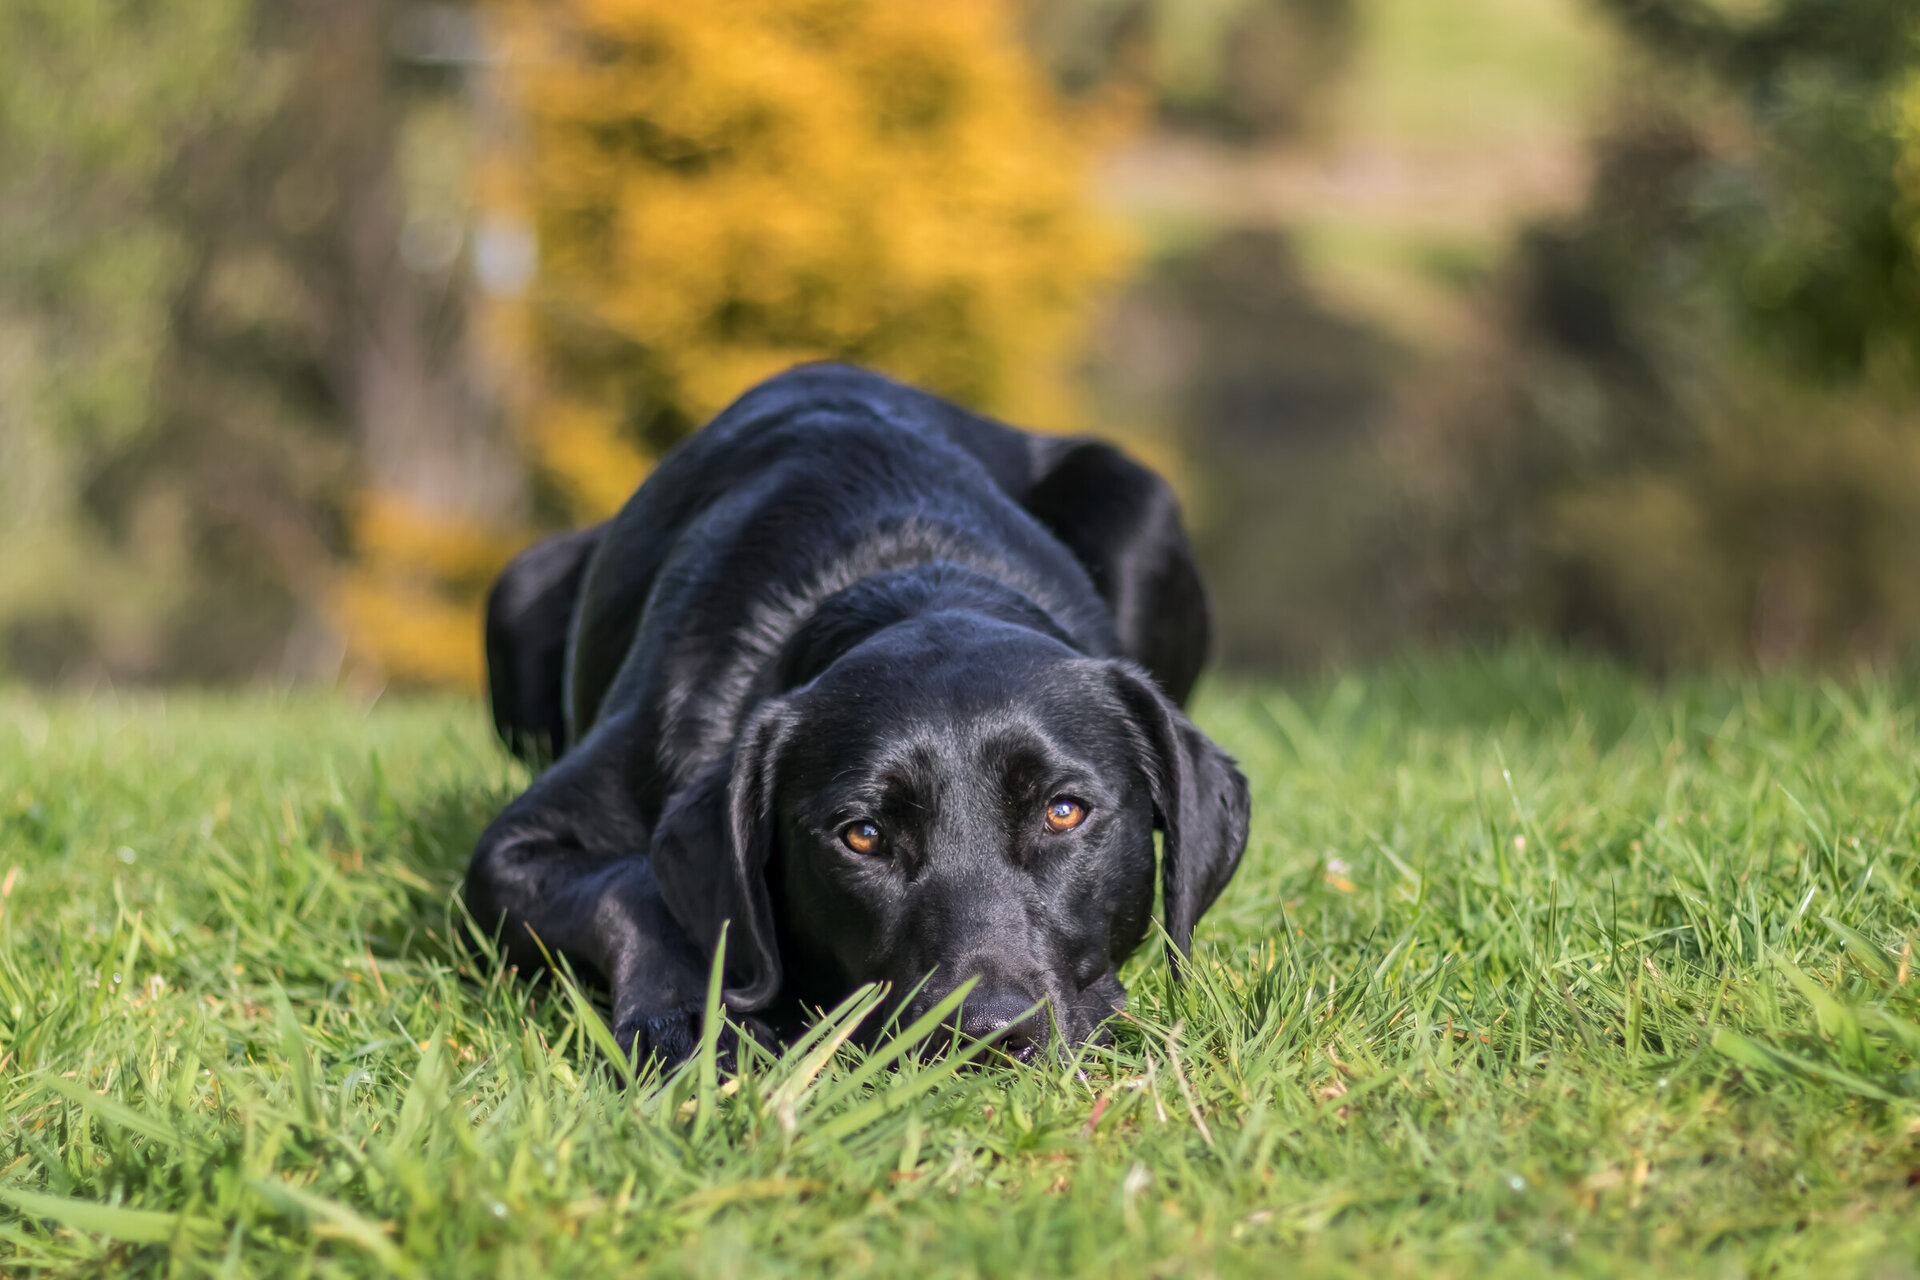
[{"x1": 467, "y1": 363, "x2": 1249, "y2": 1063}]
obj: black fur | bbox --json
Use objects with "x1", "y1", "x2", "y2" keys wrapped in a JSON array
[{"x1": 467, "y1": 364, "x2": 1248, "y2": 1062}]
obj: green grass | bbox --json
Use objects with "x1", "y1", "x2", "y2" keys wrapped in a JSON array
[{"x1": 7, "y1": 651, "x2": 1920, "y2": 1276}]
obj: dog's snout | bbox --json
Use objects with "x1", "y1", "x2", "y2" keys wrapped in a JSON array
[{"x1": 958, "y1": 990, "x2": 1047, "y2": 1062}]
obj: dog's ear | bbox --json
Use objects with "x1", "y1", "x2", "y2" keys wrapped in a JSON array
[
  {"x1": 648, "y1": 701, "x2": 794, "y2": 1011},
  {"x1": 1112, "y1": 665, "x2": 1250, "y2": 970}
]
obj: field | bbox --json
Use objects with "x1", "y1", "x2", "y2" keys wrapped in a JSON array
[{"x1": 6, "y1": 651, "x2": 1920, "y2": 1276}]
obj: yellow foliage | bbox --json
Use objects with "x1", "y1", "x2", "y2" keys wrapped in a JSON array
[
  {"x1": 341, "y1": 0, "x2": 1129, "y2": 688},
  {"x1": 336, "y1": 491, "x2": 515, "y2": 688},
  {"x1": 350, "y1": 491, "x2": 514, "y2": 587},
  {"x1": 530, "y1": 400, "x2": 654, "y2": 522},
  {"x1": 491, "y1": 0, "x2": 1131, "y2": 498},
  {"x1": 335, "y1": 574, "x2": 487, "y2": 690}
]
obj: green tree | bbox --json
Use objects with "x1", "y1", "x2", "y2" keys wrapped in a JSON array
[
  {"x1": 1, "y1": 0, "x2": 516, "y2": 684},
  {"x1": 1593, "y1": 0, "x2": 1920, "y2": 380},
  {"x1": 1028, "y1": 0, "x2": 1358, "y2": 141},
  {"x1": 1389, "y1": 0, "x2": 1920, "y2": 665},
  {"x1": 0, "y1": 0, "x2": 253, "y2": 676}
]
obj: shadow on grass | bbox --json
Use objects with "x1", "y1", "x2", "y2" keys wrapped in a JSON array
[
  {"x1": 327, "y1": 774, "x2": 513, "y2": 973},
  {"x1": 377, "y1": 774, "x2": 626, "y2": 1031}
]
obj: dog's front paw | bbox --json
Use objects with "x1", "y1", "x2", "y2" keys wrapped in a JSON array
[
  {"x1": 612, "y1": 1004, "x2": 778, "y2": 1068},
  {"x1": 613, "y1": 1002, "x2": 702, "y2": 1067}
]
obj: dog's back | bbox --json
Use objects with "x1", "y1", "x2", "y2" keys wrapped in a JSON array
[{"x1": 491, "y1": 363, "x2": 1207, "y2": 772}]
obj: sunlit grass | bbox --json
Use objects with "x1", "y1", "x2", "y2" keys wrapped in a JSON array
[{"x1": 7, "y1": 651, "x2": 1920, "y2": 1275}]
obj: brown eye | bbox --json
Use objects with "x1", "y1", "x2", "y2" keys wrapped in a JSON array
[
  {"x1": 1044, "y1": 798, "x2": 1087, "y2": 832},
  {"x1": 841, "y1": 820, "x2": 883, "y2": 855}
]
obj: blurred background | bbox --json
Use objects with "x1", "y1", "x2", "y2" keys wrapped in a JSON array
[{"x1": 4, "y1": 0, "x2": 1919, "y2": 689}]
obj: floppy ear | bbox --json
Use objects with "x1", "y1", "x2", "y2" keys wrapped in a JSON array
[
  {"x1": 648, "y1": 701, "x2": 794, "y2": 1012},
  {"x1": 1113, "y1": 666, "x2": 1251, "y2": 971}
]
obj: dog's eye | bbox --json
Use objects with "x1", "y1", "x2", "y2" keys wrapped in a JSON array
[
  {"x1": 840, "y1": 820, "x2": 883, "y2": 855},
  {"x1": 1044, "y1": 798, "x2": 1087, "y2": 832}
]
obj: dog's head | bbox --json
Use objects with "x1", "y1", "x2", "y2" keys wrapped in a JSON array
[{"x1": 649, "y1": 613, "x2": 1249, "y2": 1057}]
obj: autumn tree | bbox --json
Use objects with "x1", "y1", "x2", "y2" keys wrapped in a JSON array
[{"x1": 484, "y1": 0, "x2": 1129, "y2": 528}]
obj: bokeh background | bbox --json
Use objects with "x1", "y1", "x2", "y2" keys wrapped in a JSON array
[{"x1": 5, "y1": 0, "x2": 1919, "y2": 689}]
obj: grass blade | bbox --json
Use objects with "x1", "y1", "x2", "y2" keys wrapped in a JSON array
[
  {"x1": 691, "y1": 920, "x2": 728, "y2": 1141},
  {"x1": 800, "y1": 977, "x2": 983, "y2": 1118},
  {"x1": 40, "y1": 1076, "x2": 189, "y2": 1151},
  {"x1": 249, "y1": 1179, "x2": 415, "y2": 1275},
  {"x1": 0, "y1": 1189, "x2": 187, "y2": 1244}
]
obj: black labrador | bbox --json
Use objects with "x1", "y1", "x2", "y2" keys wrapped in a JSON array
[{"x1": 467, "y1": 363, "x2": 1249, "y2": 1063}]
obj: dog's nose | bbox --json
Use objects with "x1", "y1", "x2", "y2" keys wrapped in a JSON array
[{"x1": 958, "y1": 991, "x2": 1047, "y2": 1063}]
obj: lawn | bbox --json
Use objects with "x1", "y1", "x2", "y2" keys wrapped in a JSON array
[{"x1": 5, "y1": 650, "x2": 1920, "y2": 1277}]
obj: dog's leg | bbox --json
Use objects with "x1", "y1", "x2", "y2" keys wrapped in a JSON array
[
  {"x1": 465, "y1": 719, "x2": 714, "y2": 1062},
  {"x1": 1020, "y1": 441, "x2": 1211, "y2": 707},
  {"x1": 485, "y1": 524, "x2": 605, "y2": 766}
]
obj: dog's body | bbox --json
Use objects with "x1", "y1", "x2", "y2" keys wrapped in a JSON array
[{"x1": 468, "y1": 364, "x2": 1248, "y2": 1062}]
